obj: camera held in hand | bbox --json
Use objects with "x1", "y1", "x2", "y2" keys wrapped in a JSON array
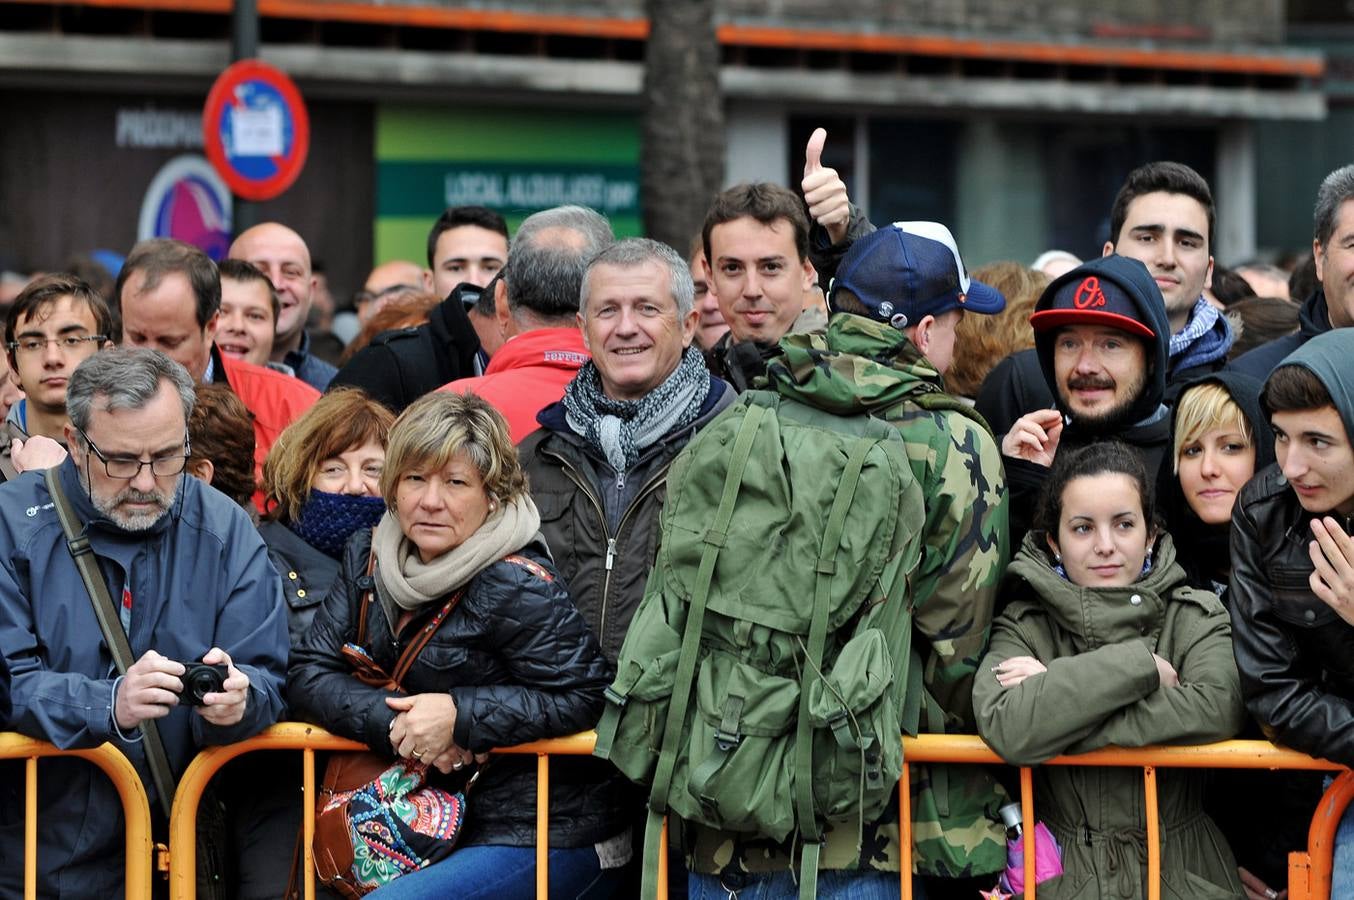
[{"x1": 176, "y1": 660, "x2": 230, "y2": 706}]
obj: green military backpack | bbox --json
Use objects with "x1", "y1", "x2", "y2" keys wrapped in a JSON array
[{"x1": 593, "y1": 388, "x2": 927, "y2": 900}]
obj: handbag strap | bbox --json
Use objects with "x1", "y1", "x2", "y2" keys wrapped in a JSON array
[
  {"x1": 353, "y1": 535, "x2": 464, "y2": 692},
  {"x1": 390, "y1": 591, "x2": 464, "y2": 688},
  {"x1": 44, "y1": 467, "x2": 178, "y2": 821},
  {"x1": 354, "y1": 531, "x2": 379, "y2": 649}
]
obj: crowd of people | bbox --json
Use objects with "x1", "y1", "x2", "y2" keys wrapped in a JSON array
[{"x1": 0, "y1": 125, "x2": 1351, "y2": 900}]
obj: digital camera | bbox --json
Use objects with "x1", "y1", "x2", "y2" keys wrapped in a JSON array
[{"x1": 177, "y1": 661, "x2": 229, "y2": 706}]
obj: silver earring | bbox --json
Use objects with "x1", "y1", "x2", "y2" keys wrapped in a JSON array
[{"x1": 1054, "y1": 553, "x2": 1062, "y2": 563}]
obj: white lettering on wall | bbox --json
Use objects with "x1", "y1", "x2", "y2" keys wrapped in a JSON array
[{"x1": 116, "y1": 106, "x2": 204, "y2": 149}]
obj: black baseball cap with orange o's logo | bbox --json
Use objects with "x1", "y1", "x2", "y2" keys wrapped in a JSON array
[{"x1": 1029, "y1": 256, "x2": 1158, "y2": 340}]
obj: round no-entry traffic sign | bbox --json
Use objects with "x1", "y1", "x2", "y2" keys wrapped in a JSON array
[{"x1": 202, "y1": 59, "x2": 310, "y2": 201}]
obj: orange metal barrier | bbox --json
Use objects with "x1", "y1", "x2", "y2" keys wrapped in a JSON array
[
  {"x1": 898, "y1": 735, "x2": 1349, "y2": 900},
  {"x1": 0, "y1": 732, "x2": 154, "y2": 900},
  {"x1": 167, "y1": 727, "x2": 1352, "y2": 900},
  {"x1": 167, "y1": 723, "x2": 669, "y2": 900}
]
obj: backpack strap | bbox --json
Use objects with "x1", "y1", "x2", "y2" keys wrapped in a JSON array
[
  {"x1": 793, "y1": 433, "x2": 878, "y2": 900},
  {"x1": 640, "y1": 400, "x2": 768, "y2": 899}
]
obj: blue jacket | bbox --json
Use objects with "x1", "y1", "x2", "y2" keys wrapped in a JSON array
[{"x1": 0, "y1": 458, "x2": 289, "y2": 897}]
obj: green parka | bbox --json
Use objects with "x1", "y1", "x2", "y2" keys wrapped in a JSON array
[{"x1": 974, "y1": 531, "x2": 1246, "y2": 899}]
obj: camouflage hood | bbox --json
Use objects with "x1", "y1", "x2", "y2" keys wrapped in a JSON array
[{"x1": 767, "y1": 313, "x2": 945, "y2": 415}]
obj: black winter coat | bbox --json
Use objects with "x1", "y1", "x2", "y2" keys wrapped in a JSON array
[
  {"x1": 257, "y1": 519, "x2": 338, "y2": 649},
  {"x1": 328, "y1": 293, "x2": 482, "y2": 414},
  {"x1": 1227, "y1": 287, "x2": 1329, "y2": 381},
  {"x1": 286, "y1": 529, "x2": 617, "y2": 848}
]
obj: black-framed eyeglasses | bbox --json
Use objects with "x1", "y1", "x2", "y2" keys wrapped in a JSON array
[
  {"x1": 8, "y1": 335, "x2": 106, "y2": 355},
  {"x1": 76, "y1": 428, "x2": 191, "y2": 480}
]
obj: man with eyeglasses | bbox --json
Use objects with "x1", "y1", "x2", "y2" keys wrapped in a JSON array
[
  {"x1": 0, "y1": 346, "x2": 288, "y2": 897},
  {"x1": 2, "y1": 273, "x2": 113, "y2": 481}
]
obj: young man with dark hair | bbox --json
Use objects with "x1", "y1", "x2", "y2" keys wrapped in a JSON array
[
  {"x1": 977, "y1": 160, "x2": 1231, "y2": 435},
  {"x1": 426, "y1": 204, "x2": 509, "y2": 292},
  {"x1": 701, "y1": 181, "x2": 823, "y2": 391},
  {"x1": 1230, "y1": 327, "x2": 1354, "y2": 893},
  {"x1": 3, "y1": 273, "x2": 113, "y2": 479},
  {"x1": 427, "y1": 205, "x2": 511, "y2": 357},
  {"x1": 216, "y1": 259, "x2": 282, "y2": 372}
]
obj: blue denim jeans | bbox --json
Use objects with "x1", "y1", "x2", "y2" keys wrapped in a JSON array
[
  {"x1": 366, "y1": 843, "x2": 625, "y2": 899},
  {"x1": 1332, "y1": 789, "x2": 1354, "y2": 898},
  {"x1": 688, "y1": 869, "x2": 922, "y2": 899}
]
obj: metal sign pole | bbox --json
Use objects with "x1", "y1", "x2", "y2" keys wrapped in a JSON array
[{"x1": 230, "y1": 0, "x2": 259, "y2": 236}]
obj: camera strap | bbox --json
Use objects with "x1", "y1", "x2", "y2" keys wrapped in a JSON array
[{"x1": 45, "y1": 467, "x2": 177, "y2": 821}]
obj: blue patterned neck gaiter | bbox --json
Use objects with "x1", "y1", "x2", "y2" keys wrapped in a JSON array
[{"x1": 290, "y1": 489, "x2": 387, "y2": 559}]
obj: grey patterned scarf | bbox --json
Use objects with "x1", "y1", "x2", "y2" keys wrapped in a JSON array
[{"x1": 564, "y1": 344, "x2": 711, "y2": 472}]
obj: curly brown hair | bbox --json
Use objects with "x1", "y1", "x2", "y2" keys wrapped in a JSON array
[
  {"x1": 188, "y1": 383, "x2": 257, "y2": 510},
  {"x1": 945, "y1": 261, "x2": 1046, "y2": 399}
]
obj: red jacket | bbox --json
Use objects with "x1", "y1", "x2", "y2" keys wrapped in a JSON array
[
  {"x1": 216, "y1": 350, "x2": 320, "y2": 507},
  {"x1": 442, "y1": 328, "x2": 589, "y2": 444}
]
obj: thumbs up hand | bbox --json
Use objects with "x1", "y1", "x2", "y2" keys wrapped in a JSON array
[{"x1": 801, "y1": 127, "x2": 851, "y2": 244}]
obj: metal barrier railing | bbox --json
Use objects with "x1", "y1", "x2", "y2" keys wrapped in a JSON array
[
  {"x1": 898, "y1": 735, "x2": 1349, "y2": 900},
  {"x1": 165, "y1": 724, "x2": 670, "y2": 900},
  {"x1": 163, "y1": 726, "x2": 1350, "y2": 900},
  {"x1": 0, "y1": 733, "x2": 154, "y2": 900}
]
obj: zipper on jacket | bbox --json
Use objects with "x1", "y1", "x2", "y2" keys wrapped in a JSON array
[
  {"x1": 543, "y1": 446, "x2": 668, "y2": 649},
  {"x1": 596, "y1": 467, "x2": 667, "y2": 643}
]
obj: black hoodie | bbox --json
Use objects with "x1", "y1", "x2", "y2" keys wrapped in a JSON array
[
  {"x1": 1005, "y1": 255, "x2": 1174, "y2": 544},
  {"x1": 1162, "y1": 370, "x2": 1272, "y2": 595}
]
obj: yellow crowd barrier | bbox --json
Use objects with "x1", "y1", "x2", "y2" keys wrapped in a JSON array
[
  {"x1": 0, "y1": 733, "x2": 154, "y2": 900},
  {"x1": 152, "y1": 727, "x2": 1349, "y2": 900}
]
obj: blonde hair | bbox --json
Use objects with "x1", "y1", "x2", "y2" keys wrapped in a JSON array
[
  {"x1": 1172, "y1": 382, "x2": 1253, "y2": 473},
  {"x1": 380, "y1": 391, "x2": 526, "y2": 509},
  {"x1": 262, "y1": 388, "x2": 395, "y2": 521}
]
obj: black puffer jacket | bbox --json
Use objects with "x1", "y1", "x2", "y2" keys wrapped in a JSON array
[
  {"x1": 286, "y1": 529, "x2": 617, "y2": 848},
  {"x1": 1229, "y1": 463, "x2": 1354, "y2": 764}
]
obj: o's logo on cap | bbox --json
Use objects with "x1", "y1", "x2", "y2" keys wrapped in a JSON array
[{"x1": 1073, "y1": 277, "x2": 1107, "y2": 310}]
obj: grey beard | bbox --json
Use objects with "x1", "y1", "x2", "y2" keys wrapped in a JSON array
[{"x1": 91, "y1": 479, "x2": 179, "y2": 532}]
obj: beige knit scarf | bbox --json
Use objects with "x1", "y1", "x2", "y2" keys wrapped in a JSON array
[{"x1": 372, "y1": 494, "x2": 542, "y2": 611}]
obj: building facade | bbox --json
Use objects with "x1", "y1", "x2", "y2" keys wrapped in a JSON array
[{"x1": 0, "y1": 0, "x2": 1324, "y2": 296}]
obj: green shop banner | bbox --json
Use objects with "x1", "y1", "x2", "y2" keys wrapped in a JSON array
[{"x1": 375, "y1": 105, "x2": 642, "y2": 263}]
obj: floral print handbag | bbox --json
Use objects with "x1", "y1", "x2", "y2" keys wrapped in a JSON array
[
  {"x1": 313, "y1": 752, "x2": 477, "y2": 897},
  {"x1": 309, "y1": 543, "x2": 476, "y2": 898}
]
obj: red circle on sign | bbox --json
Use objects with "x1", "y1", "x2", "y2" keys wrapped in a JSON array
[{"x1": 202, "y1": 59, "x2": 310, "y2": 201}]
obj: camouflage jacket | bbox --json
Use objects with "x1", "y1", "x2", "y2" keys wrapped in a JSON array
[{"x1": 683, "y1": 313, "x2": 1010, "y2": 879}]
